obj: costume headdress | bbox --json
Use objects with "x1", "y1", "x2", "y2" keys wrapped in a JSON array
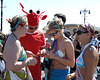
[{"x1": 19, "y1": 3, "x2": 47, "y2": 27}]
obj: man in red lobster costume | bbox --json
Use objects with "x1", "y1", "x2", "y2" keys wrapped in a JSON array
[{"x1": 19, "y1": 3, "x2": 47, "y2": 80}]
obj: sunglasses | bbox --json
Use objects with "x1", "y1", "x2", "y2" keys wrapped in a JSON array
[
  {"x1": 77, "y1": 30, "x2": 88, "y2": 35},
  {"x1": 28, "y1": 26, "x2": 38, "y2": 30},
  {"x1": 48, "y1": 31, "x2": 58, "y2": 36}
]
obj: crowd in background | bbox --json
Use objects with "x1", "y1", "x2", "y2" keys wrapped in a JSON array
[{"x1": 0, "y1": 12, "x2": 100, "y2": 80}]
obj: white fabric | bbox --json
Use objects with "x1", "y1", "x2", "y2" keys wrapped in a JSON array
[
  {"x1": 27, "y1": 67, "x2": 33, "y2": 80},
  {"x1": 9, "y1": 71, "x2": 21, "y2": 80},
  {"x1": 55, "y1": 50, "x2": 64, "y2": 57},
  {"x1": 0, "y1": 60, "x2": 5, "y2": 72}
]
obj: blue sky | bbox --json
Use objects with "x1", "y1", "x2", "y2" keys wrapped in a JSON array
[{"x1": 2, "y1": 0, "x2": 100, "y2": 34}]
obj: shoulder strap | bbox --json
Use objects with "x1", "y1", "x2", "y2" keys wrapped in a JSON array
[{"x1": 82, "y1": 43, "x2": 92, "y2": 55}]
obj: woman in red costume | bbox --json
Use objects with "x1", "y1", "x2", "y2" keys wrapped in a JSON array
[{"x1": 19, "y1": 3, "x2": 47, "y2": 80}]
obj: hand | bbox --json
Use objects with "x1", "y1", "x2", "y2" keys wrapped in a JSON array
[
  {"x1": 27, "y1": 57, "x2": 37, "y2": 66},
  {"x1": 46, "y1": 42, "x2": 51, "y2": 50},
  {"x1": 66, "y1": 73, "x2": 76, "y2": 80},
  {"x1": 38, "y1": 49, "x2": 47, "y2": 57},
  {"x1": 45, "y1": 50, "x2": 56, "y2": 59},
  {"x1": 26, "y1": 50, "x2": 37, "y2": 58}
]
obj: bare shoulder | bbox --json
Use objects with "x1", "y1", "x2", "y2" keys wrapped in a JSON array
[
  {"x1": 84, "y1": 45, "x2": 98, "y2": 60},
  {"x1": 64, "y1": 37, "x2": 73, "y2": 45},
  {"x1": 5, "y1": 35, "x2": 20, "y2": 50}
]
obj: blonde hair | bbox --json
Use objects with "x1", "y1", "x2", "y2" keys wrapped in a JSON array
[{"x1": 43, "y1": 17, "x2": 64, "y2": 33}]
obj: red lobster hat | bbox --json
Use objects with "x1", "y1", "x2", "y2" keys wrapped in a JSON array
[{"x1": 19, "y1": 3, "x2": 47, "y2": 27}]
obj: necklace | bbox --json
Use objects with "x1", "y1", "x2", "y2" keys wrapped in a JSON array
[{"x1": 12, "y1": 32, "x2": 18, "y2": 40}]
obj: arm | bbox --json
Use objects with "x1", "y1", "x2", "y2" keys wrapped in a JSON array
[
  {"x1": 4, "y1": 40, "x2": 37, "y2": 71},
  {"x1": 83, "y1": 46, "x2": 98, "y2": 80},
  {"x1": 40, "y1": 33, "x2": 46, "y2": 48},
  {"x1": 73, "y1": 40, "x2": 77, "y2": 49}
]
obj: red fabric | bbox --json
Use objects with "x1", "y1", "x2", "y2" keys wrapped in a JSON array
[
  {"x1": 19, "y1": 30, "x2": 45, "y2": 80},
  {"x1": 19, "y1": 3, "x2": 47, "y2": 27},
  {"x1": 27, "y1": 13, "x2": 39, "y2": 27}
]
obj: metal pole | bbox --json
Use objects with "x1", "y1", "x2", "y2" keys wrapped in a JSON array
[
  {"x1": 84, "y1": 12, "x2": 86, "y2": 24},
  {"x1": 1, "y1": 0, "x2": 3, "y2": 31},
  {"x1": 80, "y1": 8, "x2": 90, "y2": 24}
]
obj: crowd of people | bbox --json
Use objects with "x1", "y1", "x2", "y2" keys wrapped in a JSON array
[{"x1": 0, "y1": 3, "x2": 100, "y2": 80}]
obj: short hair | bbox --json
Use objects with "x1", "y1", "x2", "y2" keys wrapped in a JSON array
[{"x1": 54, "y1": 13, "x2": 66, "y2": 24}]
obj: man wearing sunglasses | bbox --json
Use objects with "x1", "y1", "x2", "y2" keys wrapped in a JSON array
[{"x1": 19, "y1": 8, "x2": 47, "y2": 80}]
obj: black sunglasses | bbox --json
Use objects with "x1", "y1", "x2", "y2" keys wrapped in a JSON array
[
  {"x1": 28, "y1": 26, "x2": 38, "y2": 30},
  {"x1": 48, "y1": 31, "x2": 58, "y2": 36},
  {"x1": 77, "y1": 30, "x2": 88, "y2": 35}
]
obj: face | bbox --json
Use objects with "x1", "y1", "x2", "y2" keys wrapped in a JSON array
[
  {"x1": 76, "y1": 27, "x2": 89, "y2": 42},
  {"x1": 48, "y1": 29, "x2": 59, "y2": 39},
  {"x1": 28, "y1": 25, "x2": 38, "y2": 33},
  {"x1": 21, "y1": 23, "x2": 28, "y2": 37}
]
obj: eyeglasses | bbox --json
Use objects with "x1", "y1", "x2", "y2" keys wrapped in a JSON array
[
  {"x1": 77, "y1": 30, "x2": 88, "y2": 35},
  {"x1": 48, "y1": 31, "x2": 58, "y2": 36},
  {"x1": 28, "y1": 26, "x2": 38, "y2": 30}
]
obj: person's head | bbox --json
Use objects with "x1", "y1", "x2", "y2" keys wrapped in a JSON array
[
  {"x1": 76, "y1": 24, "x2": 95, "y2": 43},
  {"x1": 97, "y1": 35, "x2": 100, "y2": 40},
  {"x1": 54, "y1": 13, "x2": 66, "y2": 25},
  {"x1": 27, "y1": 9, "x2": 47, "y2": 33},
  {"x1": 43, "y1": 17, "x2": 64, "y2": 39},
  {"x1": 0, "y1": 32, "x2": 5, "y2": 43},
  {"x1": 7, "y1": 15, "x2": 27, "y2": 37},
  {"x1": 63, "y1": 30, "x2": 70, "y2": 38},
  {"x1": 19, "y1": 3, "x2": 47, "y2": 33},
  {"x1": 94, "y1": 30, "x2": 98, "y2": 38}
]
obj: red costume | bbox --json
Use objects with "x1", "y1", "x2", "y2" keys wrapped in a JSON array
[
  {"x1": 19, "y1": 3, "x2": 47, "y2": 80},
  {"x1": 20, "y1": 30, "x2": 45, "y2": 80}
]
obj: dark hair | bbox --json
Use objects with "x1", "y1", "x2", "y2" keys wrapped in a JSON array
[
  {"x1": 64, "y1": 31, "x2": 69, "y2": 38},
  {"x1": 95, "y1": 30, "x2": 98, "y2": 34},
  {"x1": 54, "y1": 13, "x2": 66, "y2": 24}
]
